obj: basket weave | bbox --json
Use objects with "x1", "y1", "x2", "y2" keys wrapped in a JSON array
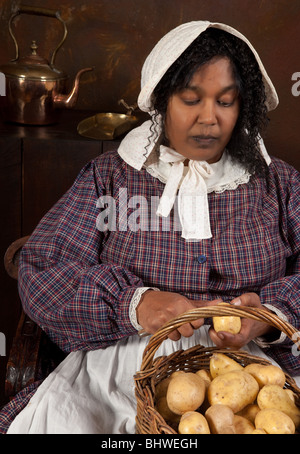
[{"x1": 134, "y1": 305, "x2": 300, "y2": 434}]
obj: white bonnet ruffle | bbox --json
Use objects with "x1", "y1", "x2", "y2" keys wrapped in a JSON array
[{"x1": 138, "y1": 20, "x2": 278, "y2": 113}]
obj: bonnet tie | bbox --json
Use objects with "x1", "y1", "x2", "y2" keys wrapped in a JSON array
[{"x1": 156, "y1": 145, "x2": 214, "y2": 240}]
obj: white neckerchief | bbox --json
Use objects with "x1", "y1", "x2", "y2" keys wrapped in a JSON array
[
  {"x1": 156, "y1": 146, "x2": 214, "y2": 239},
  {"x1": 149, "y1": 146, "x2": 251, "y2": 240}
]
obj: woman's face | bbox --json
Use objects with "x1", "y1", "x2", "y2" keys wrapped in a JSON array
[{"x1": 164, "y1": 57, "x2": 240, "y2": 163}]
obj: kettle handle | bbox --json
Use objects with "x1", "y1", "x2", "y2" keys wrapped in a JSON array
[{"x1": 8, "y1": 5, "x2": 67, "y2": 65}]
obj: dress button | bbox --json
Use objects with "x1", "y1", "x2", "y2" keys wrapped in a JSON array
[{"x1": 197, "y1": 255, "x2": 207, "y2": 264}]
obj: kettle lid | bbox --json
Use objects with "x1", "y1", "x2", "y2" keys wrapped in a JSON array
[{"x1": 0, "y1": 41, "x2": 67, "y2": 81}]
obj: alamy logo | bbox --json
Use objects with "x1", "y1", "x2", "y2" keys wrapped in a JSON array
[
  {"x1": 0, "y1": 332, "x2": 6, "y2": 356},
  {"x1": 0, "y1": 72, "x2": 5, "y2": 96},
  {"x1": 95, "y1": 189, "x2": 206, "y2": 233},
  {"x1": 291, "y1": 72, "x2": 300, "y2": 97}
]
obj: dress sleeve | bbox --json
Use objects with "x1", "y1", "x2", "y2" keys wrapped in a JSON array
[
  {"x1": 18, "y1": 160, "x2": 144, "y2": 352},
  {"x1": 258, "y1": 166, "x2": 300, "y2": 375}
]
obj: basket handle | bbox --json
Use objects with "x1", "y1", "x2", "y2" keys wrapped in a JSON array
[{"x1": 140, "y1": 304, "x2": 300, "y2": 372}]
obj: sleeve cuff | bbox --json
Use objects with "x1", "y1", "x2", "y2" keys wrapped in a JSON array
[
  {"x1": 129, "y1": 287, "x2": 160, "y2": 330},
  {"x1": 254, "y1": 303, "x2": 287, "y2": 347}
]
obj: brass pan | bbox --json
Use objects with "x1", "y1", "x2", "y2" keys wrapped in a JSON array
[
  {"x1": 77, "y1": 99, "x2": 139, "y2": 140},
  {"x1": 77, "y1": 112, "x2": 138, "y2": 140}
]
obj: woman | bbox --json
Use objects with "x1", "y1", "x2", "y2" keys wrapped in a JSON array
[{"x1": 1, "y1": 21, "x2": 299, "y2": 434}]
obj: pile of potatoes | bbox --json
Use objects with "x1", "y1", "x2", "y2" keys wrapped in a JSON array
[{"x1": 154, "y1": 353, "x2": 300, "y2": 434}]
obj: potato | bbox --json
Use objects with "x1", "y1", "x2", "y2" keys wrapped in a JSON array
[
  {"x1": 155, "y1": 396, "x2": 181, "y2": 425},
  {"x1": 155, "y1": 371, "x2": 185, "y2": 400},
  {"x1": 205, "y1": 404, "x2": 236, "y2": 434},
  {"x1": 170, "y1": 370, "x2": 186, "y2": 379},
  {"x1": 255, "y1": 409, "x2": 295, "y2": 434},
  {"x1": 213, "y1": 303, "x2": 241, "y2": 334},
  {"x1": 251, "y1": 428, "x2": 267, "y2": 434},
  {"x1": 166, "y1": 372, "x2": 206, "y2": 415},
  {"x1": 244, "y1": 363, "x2": 286, "y2": 388},
  {"x1": 207, "y1": 370, "x2": 259, "y2": 413},
  {"x1": 155, "y1": 377, "x2": 172, "y2": 400},
  {"x1": 196, "y1": 369, "x2": 212, "y2": 389},
  {"x1": 209, "y1": 353, "x2": 243, "y2": 379},
  {"x1": 233, "y1": 415, "x2": 255, "y2": 434},
  {"x1": 178, "y1": 411, "x2": 210, "y2": 434},
  {"x1": 237, "y1": 403, "x2": 260, "y2": 424},
  {"x1": 257, "y1": 384, "x2": 300, "y2": 428},
  {"x1": 285, "y1": 389, "x2": 297, "y2": 404}
]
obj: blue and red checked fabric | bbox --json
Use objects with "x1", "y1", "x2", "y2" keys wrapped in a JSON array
[{"x1": 0, "y1": 150, "x2": 299, "y2": 432}]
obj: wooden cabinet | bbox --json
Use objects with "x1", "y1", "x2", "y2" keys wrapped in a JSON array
[
  {"x1": 22, "y1": 137, "x2": 102, "y2": 234},
  {"x1": 0, "y1": 110, "x2": 107, "y2": 407},
  {"x1": 0, "y1": 136, "x2": 22, "y2": 408}
]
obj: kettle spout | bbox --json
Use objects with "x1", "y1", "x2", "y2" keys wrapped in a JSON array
[{"x1": 53, "y1": 67, "x2": 93, "y2": 108}]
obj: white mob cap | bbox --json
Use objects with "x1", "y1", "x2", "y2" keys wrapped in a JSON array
[{"x1": 138, "y1": 21, "x2": 278, "y2": 113}]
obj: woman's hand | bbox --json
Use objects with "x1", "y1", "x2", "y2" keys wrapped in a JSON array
[
  {"x1": 208, "y1": 292, "x2": 278, "y2": 349},
  {"x1": 136, "y1": 290, "x2": 222, "y2": 341}
]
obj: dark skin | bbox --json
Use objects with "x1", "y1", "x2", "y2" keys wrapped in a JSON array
[{"x1": 137, "y1": 290, "x2": 277, "y2": 345}]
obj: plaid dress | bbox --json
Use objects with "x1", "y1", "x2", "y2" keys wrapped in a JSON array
[{"x1": 1, "y1": 150, "x2": 299, "y2": 432}]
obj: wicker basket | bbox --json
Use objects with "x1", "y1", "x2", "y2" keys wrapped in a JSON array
[{"x1": 134, "y1": 305, "x2": 300, "y2": 434}]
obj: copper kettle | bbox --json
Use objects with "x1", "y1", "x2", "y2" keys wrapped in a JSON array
[{"x1": 0, "y1": 6, "x2": 93, "y2": 125}]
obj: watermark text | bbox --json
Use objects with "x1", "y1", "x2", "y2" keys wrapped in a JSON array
[
  {"x1": 0, "y1": 72, "x2": 5, "y2": 96},
  {"x1": 291, "y1": 72, "x2": 300, "y2": 96},
  {"x1": 0, "y1": 332, "x2": 6, "y2": 356}
]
